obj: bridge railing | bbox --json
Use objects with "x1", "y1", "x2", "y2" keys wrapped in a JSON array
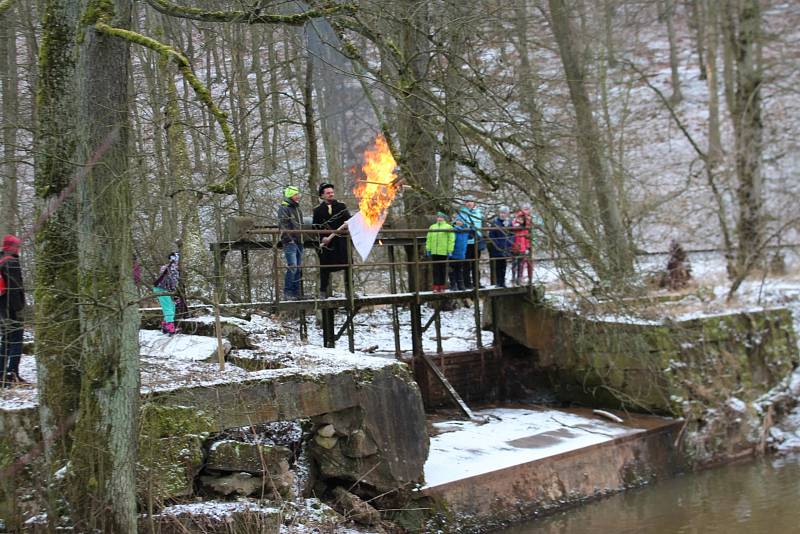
[{"x1": 210, "y1": 225, "x2": 537, "y2": 306}]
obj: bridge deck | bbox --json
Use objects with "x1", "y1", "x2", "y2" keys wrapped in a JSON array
[{"x1": 214, "y1": 284, "x2": 534, "y2": 312}]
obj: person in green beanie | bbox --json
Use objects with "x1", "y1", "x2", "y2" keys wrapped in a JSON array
[
  {"x1": 426, "y1": 212, "x2": 455, "y2": 293},
  {"x1": 277, "y1": 186, "x2": 304, "y2": 299}
]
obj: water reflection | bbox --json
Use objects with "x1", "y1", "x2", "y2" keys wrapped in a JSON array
[{"x1": 498, "y1": 454, "x2": 800, "y2": 533}]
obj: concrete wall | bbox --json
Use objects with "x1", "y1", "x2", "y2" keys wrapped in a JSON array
[
  {"x1": 424, "y1": 419, "x2": 682, "y2": 530},
  {"x1": 495, "y1": 298, "x2": 798, "y2": 415}
]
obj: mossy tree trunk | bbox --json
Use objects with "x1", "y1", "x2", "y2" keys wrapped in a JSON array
[
  {"x1": 723, "y1": 0, "x2": 764, "y2": 296},
  {"x1": 33, "y1": 0, "x2": 83, "y2": 527},
  {"x1": 68, "y1": 0, "x2": 140, "y2": 531},
  {"x1": 0, "y1": 3, "x2": 19, "y2": 234}
]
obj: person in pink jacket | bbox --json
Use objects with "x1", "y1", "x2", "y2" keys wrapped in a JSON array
[{"x1": 512, "y1": 210, "x2": 532, "y2": 285}]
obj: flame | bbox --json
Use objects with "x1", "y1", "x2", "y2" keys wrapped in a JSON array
[{"x1": 353, "y1": 134, "x2": 399, "y2": 227}]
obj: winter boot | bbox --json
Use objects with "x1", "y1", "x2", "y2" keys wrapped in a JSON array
[
  {"x1": 165, "y1": 322, "x2": 177, "y2": 336},
  {"x1": 449, "y1": 270, "x2": 458, "y2": 291},
  {"x1": 161, "y1": 321, "x2": 168, "y2": 334}
]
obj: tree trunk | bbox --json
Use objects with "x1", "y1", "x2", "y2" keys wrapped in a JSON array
[
  {"x1": 604, "y1": 0, "x2": 616, "y2": 67},
  {"x1": 303, "y1": 51, "x2": 321, "y2": 190},
  {"x1": 0, "y1": 5, "x2": 19, "y2": 234},
  {"x1": 688, "y1": 0, "x2": 707, "y2": 80},
  {"x1": 397, "y1": 0, "x2": 437, "y2": 227},
  {"x1": 251, "y1": 27, "x2": 274, "y2": 177},
  {"x1": 548, "y1": 0, "x2": 633, "y2": 283},
  {"x1": 33, "y1": 1, "x2": 83, "y2": 529},
  {"x1": 69, "y1": 1, "x2": 140, "y2": 531},
  {"x1": 664, "y1": 0, "x2": 683, "y2": 104},
  {"x1": 438, "y1": 0, "x2": 468, "y2": 196},
  {"x1": 704, "y1": 0, "x2": 722, "y2": 162},
  {"x1": 723, "y1": 0, "x2": 764, "y2": 292}
]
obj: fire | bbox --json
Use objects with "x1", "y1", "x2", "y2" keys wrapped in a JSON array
[{"x1": 353, "y1": 134, "x2": 399, "y2": 227}]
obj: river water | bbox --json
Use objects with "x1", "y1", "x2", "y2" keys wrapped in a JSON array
[{"x1": 498, "y1": 453, "x2": 800, "y2": 533}]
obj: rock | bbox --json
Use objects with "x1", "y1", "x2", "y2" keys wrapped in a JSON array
[
  {"x1": 317, "y1": 424, "x2": 336, "y2": 438},
  {"x1": 137, "y1": 404, "x2": 214, "y2": 502},
  {"x1": 148, "y1": 500, "x2": 282, "y2": 534},
  {"x1": 314, "y1": 435, "x2": 339, "y2": 449},
  {"x1": 138, "y1": 435, "x2": 205, "y2": 501},
  {"x1": 206, "y1": 440, "x2": 292, "y2": 475},
  {"x1": 140, "y1": 403, "x2": 216, "y2": 438},
  {"x1": 308, "y1": 366, "x2": 429, "y2": 494},
  {"x1": 331, "y1": 486, "x2": 382, "y2": 526},
  {"x1": 177, "y1": 318, "x2": 257, "y2": 349},
  {"x1": 341, "y1": 429, "x2": 378, "y2": 459},
  {"x1": 200, "y1": 472, "x2": 263, "y2": 496}
]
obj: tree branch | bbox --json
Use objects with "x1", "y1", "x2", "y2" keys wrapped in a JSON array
[
  {"x1": 144, "y1": 0, "x2": 355, "y2": 24},
  {"x1": 93, "y1": 22, "x2": 239, "y2": 194}
]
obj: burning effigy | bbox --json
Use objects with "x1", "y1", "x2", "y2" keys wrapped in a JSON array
[{"x1": 348, "y1": 134, "x2": 400, "y2": 260}]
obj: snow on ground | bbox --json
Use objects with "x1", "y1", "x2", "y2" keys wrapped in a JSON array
[
  {"x1": 3, "y1": 252, "x2": 799, "y2": 415},
  {"x1": 139, "y1": 329, "x2": 231, "y2": 361},
  {"x1": 424, "y1": 407, "x2": 640, "y2": 488}
]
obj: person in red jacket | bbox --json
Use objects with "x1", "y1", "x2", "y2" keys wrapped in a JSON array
[{"x1": 1, "y1": 235, "x2": 26, "y2": 386}]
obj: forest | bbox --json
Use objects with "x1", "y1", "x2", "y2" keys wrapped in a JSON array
[{"x1": 1, "y1": 0, "x2": 799, "y2": 532}]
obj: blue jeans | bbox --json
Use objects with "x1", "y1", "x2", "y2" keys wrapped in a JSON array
[{"x1": 283, "y1": 242, "x2": 303, "y2": 298}]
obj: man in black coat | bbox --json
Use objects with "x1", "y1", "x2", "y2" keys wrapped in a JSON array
[
  {"x1": 0, "y1": 235, "x2": 26, "y2": 386},
  {"x1": 312, "y1": 183, "x2": 352, "y2": 298}
]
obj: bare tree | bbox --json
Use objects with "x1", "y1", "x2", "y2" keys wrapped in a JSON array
[{"x1": 548, "y1": 0, "x2": 634, "y2": 284}]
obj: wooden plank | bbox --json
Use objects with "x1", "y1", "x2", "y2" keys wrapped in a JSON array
[{"x1": 419, "y1": 353, "x2": 482, "y2": 422}]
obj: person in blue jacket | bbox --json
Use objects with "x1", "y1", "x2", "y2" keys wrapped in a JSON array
[
  {"x1": 449, "y1": 217, "x2": 469, "y2": 290},
  {"x1": 488, "y1": 206, "x2": 514, "y2": 287},
  {"x1": 457, "y1": 195, "x2": 484, "y2": 289}
]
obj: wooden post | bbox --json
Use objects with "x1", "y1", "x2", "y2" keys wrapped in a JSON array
[
  {"x1": 272, "y1": 236, "x2": 280, "y2": 304},
  {"x1": 388, "y1": 245, "x2": 402, "y2": 359},
  {"x1": 491, "y1": 296, "x2": 505, "y2": 400},
  {"x1": 241, "y1": 249, "x2": 252, "y2": 302},
  {"x1": 434, "y1": 304, "x2": 443, "y2": 354},
  {"x1": 213, "y1": 288, "x2": 225, "y2": 371},
  {"x1": 473, "y1": 247, "x2": 483, "y2": 350},
  {"x1": 411, "y1": 235, "x2": 423, "y2": 357},
  {"x1": 212, "y1": 244, "x2": 228, "y2": 304},
  {"x1": 322, "y1": 310, "x2": 335, "y2": 348},
  {"x1": 346, "y1": 236, "x2": 355, "y2": 353}
]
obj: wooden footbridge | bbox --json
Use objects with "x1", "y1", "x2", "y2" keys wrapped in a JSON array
[{"x1": 209, "y1": 218, "x2": 540, "y2": 419}]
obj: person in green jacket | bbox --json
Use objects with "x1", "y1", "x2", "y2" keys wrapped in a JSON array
[{"x1": 426, "y1": 212, "x2": 455, "y2": 293}]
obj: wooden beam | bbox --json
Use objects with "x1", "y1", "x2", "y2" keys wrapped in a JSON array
[{"x1": 419, "y1": 353, "x2": 483, "y2": 422}]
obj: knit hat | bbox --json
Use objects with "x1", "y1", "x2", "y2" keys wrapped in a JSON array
[
  {"x1": 284, "y1": 185, "x2": 300, "y2": 199},
  {"x1": 436, "y1": 211, "x2": 447, "y2": 218},
  {"x1": 498, "y1": 205, "x2": 510, "y2": 214},
  {"x1": 2, "y1": 234, "x2": 20, "y2": 255},
  {"x1": 463, "y1": 195, "x2": 476, "y2": 203},
  {"x1": 318, "y1": 182, "x2": 334, "y2": 197}
]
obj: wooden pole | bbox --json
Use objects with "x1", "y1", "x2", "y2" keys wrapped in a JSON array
[
  {"x1": 272, "y1": 235, "x2": 280, "y2": 305},
  {"x1": 388, "y1": 245, "x2": 402, "y2": 359},
  {"x1": 346, "y1": 237, "x2": 355, "y2": 353},
  {"x1": 473, "y1": 246, "x2": 483, "y2": 350},
  {"x1": 213, "y1": 288, "x2": 225, "y2": 371},
  {"x1": 241, "y1": 249, "x2": 251, "y2": 302}
]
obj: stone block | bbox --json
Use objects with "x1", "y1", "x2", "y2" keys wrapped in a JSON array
[
  {"x1": 137, "y1": 435, "x2": 205, "y2": 501},
  {"x1": 140, "y1": 403, "x2": 216, "y2": 439},
  {"x1": 331, "y1": 486, "x2": 381, "y2": 526},
  {"x1": 206, "y1": 440, "x2": 292, "y2": 475}
]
